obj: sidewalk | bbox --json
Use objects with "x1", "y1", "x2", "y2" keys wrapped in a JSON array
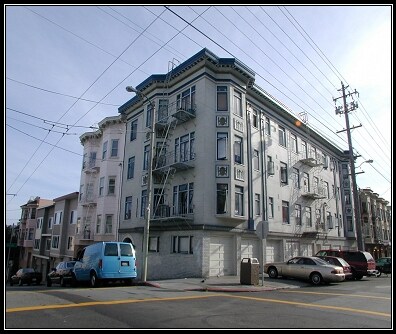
[{"x1": 137, "y1": 275, "x2": 307, "y2": 292}]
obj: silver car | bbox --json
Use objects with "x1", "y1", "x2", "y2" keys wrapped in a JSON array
[{"x1": 264, "y1": 256, "x2": 345, "y2": 285}]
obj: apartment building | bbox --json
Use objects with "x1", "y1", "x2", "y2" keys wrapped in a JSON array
[
  {"x1": 74, "y1": 115, "x2": 125, "y2": 255},
  {"x1": 17, "y1": 196, "x2": 53, "y2": 269},
  {"x1": 117, "y1": 48, "x2": 356, "y2": 280},
  {"x1": 31, "y1": 192, "x2": 78, "y2": 279},
  {"x1": 360, "y1": 188, "x2": 392, "y2": 258}
]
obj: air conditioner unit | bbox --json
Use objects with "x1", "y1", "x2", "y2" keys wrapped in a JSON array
[
  {"x1": 267, "y1": 161, "x2": 275, "y2": 175},
  {"x1": 216, "y1": 115, "x2": 229, "y2": 127},
  {"x1": 216, "y1": 165, "x2": 229, "y2": 177},
  {"x1": 142, "y1": 174, "x2": 148, "y2": 186}
]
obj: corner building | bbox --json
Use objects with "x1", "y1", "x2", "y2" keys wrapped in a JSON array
[{"x1": 119, "y1": 48, "x2": 354, "y2": 280}]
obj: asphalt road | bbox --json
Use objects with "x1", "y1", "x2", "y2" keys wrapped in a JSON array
[{"x1": 5, "y1": 275, "x2": 392, "y2": 329}]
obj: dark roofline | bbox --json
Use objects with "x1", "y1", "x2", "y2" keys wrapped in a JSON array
[
  {"x1": 118, "y1": 48, "x2": 255, "y2": 114},
  {"x1": 53, "y1": 192, "x2": 79, "y2": 202}
]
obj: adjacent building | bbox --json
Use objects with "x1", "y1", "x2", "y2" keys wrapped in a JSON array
[{"x1": 117, "y1": 48, "x2": 356, "y2": 280}]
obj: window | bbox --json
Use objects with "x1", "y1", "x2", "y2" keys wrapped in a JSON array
[
  {"x1": 149, "y1": 236, "x2": 160, "y2": 252},
  {"x1": 120, "y1": 243, "x2": 134, "y2": 256},
  {"x1": 291, "y1": 133, "x2": 298, "y2": 153},
  {"x1": 233, "y1": 90, "x2": 242, "y2": 117},
  {"x1": 102, "y1": 141, "x2": 108, "y2": 160},
  {"x1": 82, "y1": 153, "x2": 87, "y2": 170},
  {"x1": 79, "y1": 184, "x2": 84, "y2": 201},
  {"x1": 292, "y1": 167, "x2": 300, "y2": 188},
  {"x1": 177, "y1": 86, "x2": 196, "y2": 111},
  {"x1": 99, "y1": 177, "x2": 105, "y2": 196},
  {"x1": 125, "y1": 196, "x2": 132, "y2": 219},
  {"x1": 217, "y1": 86, "x2": 228, "y2": 111},
  {"x1": 67, "y1": 236, "x2": 74, "y2": 250},
  {"x1": 323, "y1": 181, "x2": 329, "y2": 199},
  {"x1": 303, "y1": 173, "x2": 310, "y2": 192},
  {"x1": 127, "y1": 156, "x2": 135, "y2": 179},
  {"x1": 175, "y1": 132, "x2": 195, "y2": 163},
  {"x1": 48, "y1": 217, "x2": 53, "y2": 229},
  {"x1": 282, "y1": 201, "x2": 289, "y2": 224},
  {"x1": 265, "y1": 117, "x2": 271, "y2": 136},
  {"x1": 235, "y1": 185, "x2": 244, "y2": 216},
  {"x1": 216, "y1": 184, "x2": 228, "y2": 214},
  {"x1": 54, "y1": 211, "x2": 63, "y2": 225},
  {"x1": 301, "y1": 140, "x2": 308, "y2": 159},
  {"x1": 279, "y1": 126, "x2": 286, "y2": 147},
  {"x1": 280, "y1": 162, "x2": 288, "y2": 184},
  {"x1": 51, "y1": 235, "x2": 60, "y2": 249},
  {"x1": 70, "y1": 210, "x2": 77, "y2": 224},
  {"x1": 104, "y1": 243, "x2": 118, "y2": 256},
  {"x1": 105, "y1": 215, "x2": 113, "y2": 234},
  {"x1": 313, "y1": 176, "x2": 319, "y2": 193},
  {"x1": 130, "y1": 119, "x2": 138, "y2": 141},
  {"x1": 96, "y1": 215, "x2": 101, "y2": 234},
  {"x1": 34, "y1": 239, "x2": 40, "y2": 250},
  {"x1": 86, "y1": 183, "x2": 94, "y2": 201},
  {"x1": 217, "y1": 133, "x2": 228, "y2": 160},
  {"x1": 45, "y1": 239, "x2": 51, "y2": 250},
  {"x1": 153, "y1": 188, "x2": 164, "y2": 216},
  {"x1": 252, "y1": 108, "x2": 258, "y2": 128},
  {"x1": 36, "y1": 217, "x2": 43, "y2": 229},
  {"x1": 268, "y1": 197, "x2": 274, "y2": 219},
  {"x1": 172, "y1": 236, "x2": 193, "y2": 254},
  {"x1": 158, "y1": 99, "x2": 169, "y2": 122},
  {"x1": 111, "y1": 139, "x2": 119, "y2": 157},
  {"x1": 295, "y1": 204, "x2": 301, "y2": 225},
  {"x1": 76, "y1": 218, "x2": 81, "y2": 234},
  {"x1": 141, "y1": 190, "x2": 147, "y2": 218},
  {"x1": 172, "y1": 183, "x2": 194, "y2": 215},
  {"x1": 253, "y1": 149, "x2": 259, "y2": 170},
  {"x1": 28, "y1": 228, "x2": 34, "y2": 240},
  {"x1": 305, "y1": 207, "x2": 312, "y2": 227},
  {"x1": 316, "y1": 209, "x2": 321, "y2": 225},
  {"x1": 143, "y1": 144, "x2": 150, "y2": 171},
  {"x1": 234, "y1": 136, "x2": 243, "y2": 164},
  {"x1": 146, "y1": 103, "x2": 153, "y2": 127},
  {"x1": 255, "y1": 193, "x2": 260, "y2": 216},
  {"x1": 89, "y1": 152, "x2": 97, "y2": 168},
  {"x1": 108, "y1": 177, "x2": 116, "y2": 195}
]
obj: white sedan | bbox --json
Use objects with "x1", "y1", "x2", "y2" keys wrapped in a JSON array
[{"x1": 264, "y1": 256, "x2": 346, "y2": 285}]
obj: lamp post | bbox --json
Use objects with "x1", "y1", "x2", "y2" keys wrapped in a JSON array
[
  {"x1": 356, "y1": 159, "x2": 373, "y2": 169},
  {"x1": 126, "y1": 86, "x2": 155, "y2": 282}
]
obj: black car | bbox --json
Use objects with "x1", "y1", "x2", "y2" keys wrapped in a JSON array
[
  {"x1": 46, "y1": 261, "x2": 76, "y2": 287},
  {"x1": 10, "y1": 268, "x2": 42, "y2": 286},
  {"x1": 375, "y1": 257, "x2": 391, "y2": 276}
]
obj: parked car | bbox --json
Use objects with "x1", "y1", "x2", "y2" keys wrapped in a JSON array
[
  {"x1": 73, "y1": 242, "x2": 137, "y2": 287},
  {"x1": 10, "y1": 268, "x2": 42, "y2": 286},
  {"x1": 316, "y1": 255, "x2": 353, "y2": 279},
  {"x1": 375, "y1": 257, "x2": 391, "y2": 276},
  {"x1": 315, "y1": 249, "x2": 376, "y2": 280},
  {"x1": 264, "y1": 256, "x2": 345, "y2": 285},
  {"x1": 46, "y1": 261, "x2": 76, "y2": 287}
]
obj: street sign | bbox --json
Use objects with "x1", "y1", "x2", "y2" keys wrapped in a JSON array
[{"x1": 255, "y1": 221, "x2": 269, "y2": 239}]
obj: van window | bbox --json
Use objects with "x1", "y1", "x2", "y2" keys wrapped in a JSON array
[
  {"x1": 120, "y1": 243, "x2": 133, "y2": 256},
  {"x1": 104, "y1": 243, "x2": 118, "y2": 256}
]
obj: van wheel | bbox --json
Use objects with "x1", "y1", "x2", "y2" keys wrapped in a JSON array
[
  {"x1": 90, "y1": 273, "x2": 99, "y2": 288},
  {"x1": 71, "y1": 273, "x2": 77, "y2": 287}
]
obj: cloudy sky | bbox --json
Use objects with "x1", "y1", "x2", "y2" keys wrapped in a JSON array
[{"x1": 5, "y1": 5, "x2": 392, "y2": 226}]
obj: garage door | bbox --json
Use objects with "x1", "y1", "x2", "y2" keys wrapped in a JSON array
[
  {"x1": 241, "y1": 238, "x2": 259, "y2": 260},
  {"x1": 210, "y1": 237, "x2": 234, "y2": 277},
  {"x1": 266, "y1": 240, "x2": 281, "y2": 263}
]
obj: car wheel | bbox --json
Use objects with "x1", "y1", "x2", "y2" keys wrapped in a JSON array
[
  {"x1": 90, "y1": 273, "x2": 100, "y2": 288},
  {"x1": 18, "y1": 279, "x2": 23, "y2": 286},
  {"x1": 268, "y1": 267, "x2": 278, "y2": 279},
  {"x1": 71, "y1": 273, "x2": 77, "y2": 287},
  {"x1": 60, "y1": 277, "x2": 66, "y2": 287},
  {"x1": 310, "y1": 272, "x2": 322, "y2": 285}
]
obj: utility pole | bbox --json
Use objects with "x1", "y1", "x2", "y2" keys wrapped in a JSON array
[{"x1": 333, "y1": 82, "x2": 364, "y2": 250}]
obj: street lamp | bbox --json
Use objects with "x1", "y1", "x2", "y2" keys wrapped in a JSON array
[
  {"x1": 126, "y1": 86, "x2": 155, "y2": 282},
  {"x1": 356, "y1": 159, "x2": 373, "y2": 169}
]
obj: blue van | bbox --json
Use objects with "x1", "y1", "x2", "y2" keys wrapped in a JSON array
[{"x1": 73, "y1": 242, "x2": 137, "y2": 287}]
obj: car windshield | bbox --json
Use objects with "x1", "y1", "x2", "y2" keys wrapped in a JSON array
[
  {"x1": 313, "y1": 258, "x2": 329, "y2": 265},
  {"x1": 66, "y1": 261, "x2": 76, "y2": 268},
  {"x1": 336, "y1": 258, "x2": 350, "y2": 266}
]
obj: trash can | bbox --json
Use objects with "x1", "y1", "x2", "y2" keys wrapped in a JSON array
[{"x1": 240, "y1": 257, "x2": 259, "y2": 285}]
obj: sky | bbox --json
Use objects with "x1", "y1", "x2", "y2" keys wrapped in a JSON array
[{"x1": 5, "y1": 5, "x2": 392, "y2": 227}]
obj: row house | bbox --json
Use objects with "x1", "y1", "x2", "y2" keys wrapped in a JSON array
[
  {"x1": 360, "y1": 188, "x2": 392, "y2": 259},
  {"x1": 117, "y1": 48, "x2": 356, "y2": 280}
]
